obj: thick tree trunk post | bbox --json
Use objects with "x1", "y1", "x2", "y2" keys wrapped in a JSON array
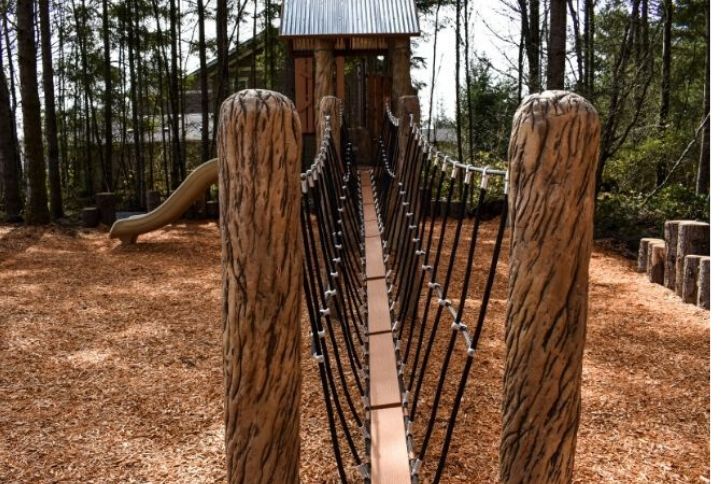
[
  {"x1": 637, "y1": 237, "x2": 662, "y2": 273},
  {"x1": 697, "y1": 257, "x2": 710, "y2": 310},
  {"x1": 314, "y1": 39, "x2": 335, "y2": 148},
  {"x1": 217, "y1": 89, "x2": 303, "y2": 484},
  {"x1": 682, "y1": 255, "x2": 704, "y2": 304},
  {"x1": 676, "y1": 221, "x2": 710, "y2": 297},
  {"x1": 95, "y1": 192, "x2": 117, "y2": 227},
  {"x1": 396, "y1": 95, "x2": 421, "y2": 175},
  {"x1": 664, "y1": 220, "x2": 690, "y2": 289},
  {"x1": 648, "y1": 242, "x2": 665, "y2": 285},
  {"x1": 318, "y1": 96, "x2": 342, "y2": 160},
  {"x1": 502, "y1": 91, "x2": 600, "y2": 484},
  {"x1": 389, "y1": 37, "x2": 414, "y2": 110}
]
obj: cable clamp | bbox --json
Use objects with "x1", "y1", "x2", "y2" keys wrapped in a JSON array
[
  {"x1": 398, "y1": 362, "x2": 405, "y2": 376},
  {"x1": 355, "y1": 463, "x2": 371, "y2": 480},
  {"x1": 408, "y1": 225, "x2": 417, "y2": 231},
  {"x1": 421, "y1": 264, "x2": 433, "y2": 272},
  {"x1": 451, "y1": 165, "x2": 460, "y2": 179},
  {"x1": 411, "y1": 459, "x2": 422, "y2": 476},
  {"x1": 312, "y1": 352, "x2": 325, "y2": 363},
  {"x1": 415, "y1": 249, "x2": 425, "y2": 256},
  {"x1": 301, "y1": 177, "x2": 308, "y2": 193},
  {"x1": 335, "y1": 244, "x2": 343, "y2": 250},
  {"x1": 391, "y1": 320, "x2": 399, "y2": 333},
  {"x1": 438, "y1": 298, "x2": 452, "y2": 307},
  {"x1": 412, "y1": 238, "x2": 420, "y2": 244},
  {"x1": 338, "y1": 207, "x2": 344, "y2": 214},
  {"x1": 406, "y1": 212, "x2": 413, "y2": 218},
  {"x1": 504, "y1": 170, "x2": 510, "y2": 194},
  {"x1": 467, "y1": 347, "x2": 476, "y2": 357},
  {"x1": 330, "y1": 272, "x2": 339, "y2": 279},
  {"x1": 316, "y1": 329, "x2": 326, "y2": 339},
  {"x1": 480, "y1": 166, "x2": 490, "y2": 189},
  {"x1": 464, "y1": 165, "x2": 473, "y2": 185},
  {"x1": 427, "y1": 281, "x2": 440, "y2": 289},
  {"x1": 332, "y1": 257, "x2": 341, "y2": 264},
  {"x1": 339, "y1": 195, "x2": 346, "y2": 201},
  {"x1": 451, "y1": 321, "x2": 468, "y2": 332},
  {"x1": 319, "y1": 308, "x2": 331, "y2": 317},
  {"x1": 324, "y1": 289, "x2": 337, "y2": 300}
]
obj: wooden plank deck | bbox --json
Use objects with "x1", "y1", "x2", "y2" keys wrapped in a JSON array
[{"x1": 360, "y1": 169, "x2": 411, "y2": 484}]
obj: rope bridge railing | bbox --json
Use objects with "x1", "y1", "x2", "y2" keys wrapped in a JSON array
[
  {"x1": 373, "y1": 100, "x2": 509, "y2": 482},
  {"x1": 216, "y1": 89, "x2": 600, "y2": 484}
]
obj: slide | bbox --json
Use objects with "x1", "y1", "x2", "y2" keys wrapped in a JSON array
[{"x1": 109, "y1": 158, "x2": 219, "y2": 244}]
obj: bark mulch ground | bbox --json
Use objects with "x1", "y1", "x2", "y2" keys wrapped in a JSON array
[{"x1": 0, "y1": 220, "x2": 709, "y2": 483}]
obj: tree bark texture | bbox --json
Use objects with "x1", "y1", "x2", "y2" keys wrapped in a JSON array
[
  {"x1": 547, "y1": 0, "x2": 567, "y2": 90},
  {"x1": 675, "y1": 221, "x2": 709, "y2": 297},
  {"x1": 318, "y1": 96, "x2": 342, "y2": 159},
  {"x1": 217, "y1": 89, "x2": 302, "y2": 484},
  {"x1": 0, "y1": 37, "x2": 22, "y2": 221},
  {"x1": 648, "y1": 242, "x2": 665, "y2": 285},
  {"x1": 696, "y1": 7, "x2": 709, "y2": 195},
  {"x1": 17, "y1": 0, "x2": 50, "y2": 224},
  {"x1": 39, "y1": 0, "x2": 63, "y2": 219},
  {"x1": 697, "y1": 257, "x2": 710, "y2": 310},
  {"x1": 390, "y1": 38, "x2": 414, "y2": 107},
  {"x1": 502, "y1": 91, "x2": 600, "y2": 484},
  {"x1": 637, "y1": 237, "x2": 662, "y2": 273}
]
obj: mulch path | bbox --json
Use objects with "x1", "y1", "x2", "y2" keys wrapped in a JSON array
[{"x1": 0, "y1": 220, "x2": 709, "y2": 483}]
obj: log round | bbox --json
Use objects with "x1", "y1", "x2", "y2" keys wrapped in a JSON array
[
  {"x1": 682, "y1": 255, "x2": 704, "y2": 304},
  {"x1": 697, "y1": 256, "x2": 710, "y2": 310},
  {"x1": 638, "y1": 237, "x2": 663, "y2": 273},
  {"x1": 648, "y1": 242, "x2": 665, "y2": 285},
  {"x1": 675, "y1": 221, "x2": 710, "y2": 296},
  {"x1": 664, "y1": 220, "x2": 690, "y2": 289},
  {"x1": 217, "y1": 89, "x2": 303, "y2": 483},
  {"x1": 502, "y1": 91, "x2": 600, "y2": 484},
  {"x1": 95, "y1": 192, "x2": 117, "y2": 227}
]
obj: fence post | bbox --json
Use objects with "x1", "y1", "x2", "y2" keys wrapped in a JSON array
[
  {"x1": 501, "y1": 91, "x2": 600, "y2": 483},
  {"x1": 319, "y1": 96, "x2": 342, "y2": 161},
  {"x1": 217, "y1": 89, "x2": 303, "y2": 483}
]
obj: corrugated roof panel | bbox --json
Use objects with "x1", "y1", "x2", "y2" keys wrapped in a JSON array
[{"x1": 280, "y1": 0, "x2": 420, "y2": 37}]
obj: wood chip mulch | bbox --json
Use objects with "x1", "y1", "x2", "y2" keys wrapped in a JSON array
[{"x1": 0, "y1": 220, "x2": 709, "y2": 483}]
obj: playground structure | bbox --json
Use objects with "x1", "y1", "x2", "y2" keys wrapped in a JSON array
[
  {"x1": 106, "y1": 2, "x2": 602, "y2": 481},
  {"x1": 212, "y1": 85, "x2": 599, "y2": 483}
]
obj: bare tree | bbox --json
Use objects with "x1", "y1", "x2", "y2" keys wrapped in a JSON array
[
  {"x1": 696, "y1": 7, "x2": 709, "y2": 196},
  {"x1": 0, "y1": 23, "x2": 22, "y2": 221},
  {"x1": 547, "y1": 0, "x2": 566, "y2": 89}
]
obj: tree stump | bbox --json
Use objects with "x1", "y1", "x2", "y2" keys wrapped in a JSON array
[
  {"x1": 647, "y1": 242, "x2": 665, "y2": 285},
  {"x1": 676, "y1": 221, "x2": 710, "y2": 296},
  {"x1": 95, "y1": 192, "x2": 117, "y2": 226},
  {"x1": 663, "y1": 220, "x2": 689, "y2": 288},
  {"x1": 502, "y1": 91, "x2": 600, "y2": 484},
  {"x1": 698, "y1": 257, "x2": 710, "y2": 310},
  {"x1": 637, "y1": 237, "x2": 663, "y2": 273},
  {"x1": 81, "y1": 207, "x2": 100, "y2": 228},
  {"x1": 217, "y1": 90, "x2": 303, "y2": 483},
  {"x1": 206, "y1": 200, "x2": 219, "y2": 219},
  {"x1": 682, "y1": 255, "x2": 705, "y2": 304}
]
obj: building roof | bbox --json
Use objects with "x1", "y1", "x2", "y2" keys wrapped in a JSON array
[{"x1": 280, "y1": 0, "x2": 420, "y2": 38}]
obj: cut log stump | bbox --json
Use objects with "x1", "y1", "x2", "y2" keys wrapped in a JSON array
[
  {"x1": 676, "y1": 221, "x2": 710, "y2": 296},
  {"x1": 95, "y1": 192, "x2": 117, "y2": 227},
  {"x1": 682, "y1": 255, "x2": 705, "y2": 304},
  {"x1": 648, "y1": 241, "x2": 665, "y2": 285},
  {"x1": 81, "y1": 207, "x2": 100, "y2": 228},
  {"x1": 698, "y1": 257, "x2": 710, "y2": 310},
  {"x1": 638, "y1": 237, "x2": 663, "y2": 273},
  {"x1": 664, "y1": 220, "x2": 691, "y2": 288}
]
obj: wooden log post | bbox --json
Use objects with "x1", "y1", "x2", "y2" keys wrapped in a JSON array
[
  {"x1": 81, "y1": 207, "x2": 100, "y2": 228},
  {"x1": 648, "y1": 242, "x2": 665, "y2": 285},
  {"x1": 314, "y1": 39, "x2": 335, "y2": 149},
  {"x1": 698, "y1": 256, "x2": 710, "y2": 310},
  {"x1": 675, "y1": 221, "x2": 710, "y2": 296},
  {"x1": 95, "y1": 192, "x2": 117, "y2": 227},
  {"x1": 682, "y1": 254, "x2": 705, "y2": 304},
  {"x1": 502, "y1": 91, "x2": 600, "y2": 484},
  {"x1": 664, "y1": 220, "x2": 690, "y2": 289},
  {"x1": 389, "y1": 37, "x2": 414, "y2": 109},
  {"x1": 318, "y1": 96, "x2": 342, "y2": 162},
  {"x1": 217, "y1": 90, "x2": 303, "y2": 483},
  {"x1": 395, "y1": 95, "x2": 421, "y2": 177},
  {"x1": 638, "y1": 237, "x2": 663, "y2": 273}
]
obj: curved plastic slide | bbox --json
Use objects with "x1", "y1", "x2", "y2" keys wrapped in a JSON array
[{"x1": 109, "y1": 158, "x2": 219, "y2": 244}]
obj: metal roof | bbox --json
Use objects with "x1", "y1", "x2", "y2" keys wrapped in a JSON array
[{"x1": 280, "y1": 0, "x2": 420, "y2": 38}]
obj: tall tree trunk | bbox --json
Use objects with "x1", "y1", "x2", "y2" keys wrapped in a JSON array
[
  {"x1": 547, "y1": 0, "x2": 566, "y2": 90},
  {"x1": 427, "y1": 2, "x2": 441, "y2": 141},
  {"x1": 39, "y1": 0, "x2": 63, "y2": 219},
  {"x1": 102, "y1": 0, "x2": 114, "y2": 191},
  {"x1": 127, "y1": 3, "x2": 143, "y2": 208},
  {"x1": 519, "y1": 0, "x2": 541, "y2": 93},
  {"x1": 454, "y1": 0, "x2": 463, "y2": 163},
  {"x1": 464, "y1": 0, "x2": 474, "y2": 162},
  {"x1": 169, "y1": 0, "x2": 183, "y2": 187},
  {"x1": 567, "y1": 0, "x2": 584, "y2": 93},
  {"x1": 584, "y1": 0, "x2": 594, "y2": 96},
  {"x1": 0, "y1": 29, "x2": 22, "y2": 221},
  {"x1": 213, "y1": 0, "x2": 230, "y2": 147},
  {"x1": 18, "y1": 0, "x2": 50, "y2": 224},
  {"x1": 2, "y1": 5, "x2": 23, "y2": 185},
  {"x1": 198, "y1": 0, "x2": 210, "y2": 162},
  {"x1": 696, "y1": 9, "x2": 709, "y2": 196},
  {"x1": 659, "y1": 0, "x2": 672, "y2": 130}
]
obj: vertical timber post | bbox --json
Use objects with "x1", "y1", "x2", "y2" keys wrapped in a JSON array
[
  {"x1": 217, "y1": 90, "x2": 303, "y2": 483},
  {"x1": 314, "y1": 39, "x2": 335, "y2": 149},
  {"x1": 395, "y1": 95, "x2": 420, "y2": 175},
  {"x1": 389, "y1": 37, "x2": 414, "y2": 110},
  {"x1": 319, "y1": 96, "x2": 342, "y2": 162},
  {"x1": 501, "y1": 91, "x2": 600, "y2": 484}
]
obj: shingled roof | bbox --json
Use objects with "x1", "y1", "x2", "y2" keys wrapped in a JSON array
[{"x1": 280, "y1": 0, "x2": 420, "y2": 38}]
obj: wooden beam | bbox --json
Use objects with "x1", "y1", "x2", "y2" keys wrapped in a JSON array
[
  {"x1": 370, "y1": 407, "x2": 412, "y2": 483},
  {"x1": 217, "y1": 90, "x2": 303, "y2": 483}
]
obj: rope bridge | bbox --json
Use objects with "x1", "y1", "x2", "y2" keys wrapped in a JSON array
[
  {"x1": 217, "y1": 89, "x2": 600, "y2": 483},
  {"x1": 301, "y1": 95, "x2": 509, "y2": 482}
]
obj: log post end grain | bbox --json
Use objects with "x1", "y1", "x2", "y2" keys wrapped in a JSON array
[
  {"x1": 682, "y1": 254, "x2": 704, "y2": 304},
  {"x1": 675, "y1": 221, "x2": 710, "y2": 296},
  {"x1": 648, "y1": 241, "x2": 666, "y2": 285}
]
